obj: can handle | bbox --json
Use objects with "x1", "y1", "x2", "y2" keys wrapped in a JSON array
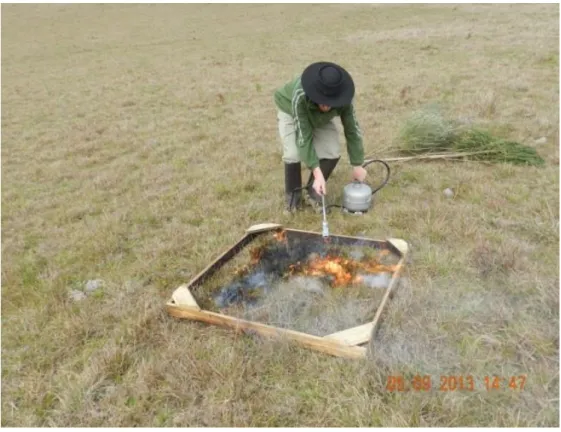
[{"x1": 361, "y1": 159, "x2": 391, "y2": 195}]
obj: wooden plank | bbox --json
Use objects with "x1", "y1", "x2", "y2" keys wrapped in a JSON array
[
  {"x1": 387, "y1": 238, "x2": 409, "y2": 256},
  {"x1": 246, "y1": 223, "x2": 283, "y2": 234},
  {"x1": 181, "y1": 232, "x2": 256, "y2": 290},
  {"x1": 324, "y1": 322, "x2": 374, "y2": 346},
  {"x1": 168, "y1": 285, "x2": 200, "y2": 310},
  {"x1": 369, "y1": 256, "x2": 407, "y2": 340},
  {"x1": 166, "y1": 305, "x2": 367, "y2": 360}
]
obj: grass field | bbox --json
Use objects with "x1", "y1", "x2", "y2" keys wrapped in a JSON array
[{"x1": 1, "y1": 3, "x2": 559, "y2": 427}]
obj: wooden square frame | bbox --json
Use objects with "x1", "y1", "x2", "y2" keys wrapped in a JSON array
[{"x1": 166, "y1": 223, "x2": 409, "y2": 360}]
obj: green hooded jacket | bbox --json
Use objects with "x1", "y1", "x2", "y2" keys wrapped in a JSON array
[{"x1": 274, "y1": 75, "x2": 365, "y2": 170}]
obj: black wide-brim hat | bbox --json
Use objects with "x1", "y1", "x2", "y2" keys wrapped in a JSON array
[{"x1": 301, "y1": 61, "x2": 355, "y2": 108}]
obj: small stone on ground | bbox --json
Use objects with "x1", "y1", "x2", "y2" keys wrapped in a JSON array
[
  {"x1": 85, "y1": 279, "x2": 104, "y2": 292},
  {"x1": 69, "y1": 290, "x2": 87, "y2": 302}
]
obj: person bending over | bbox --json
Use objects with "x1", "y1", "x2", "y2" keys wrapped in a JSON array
[{"x1": 273, "y1": 61, "x2": 367, "y2": 213}]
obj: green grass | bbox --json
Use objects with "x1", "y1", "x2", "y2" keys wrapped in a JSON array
[
  {"x1": 399, "y1": 103, "x2": 459, "y2": 152},
  {"x1": 2, "y1": 3, "x2": 559, "y2": 427},
  {"x1": 399, "y1": 105, "x2": 546, "y2": 165}
]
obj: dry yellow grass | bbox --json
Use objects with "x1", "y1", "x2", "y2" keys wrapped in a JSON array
[{"x1": 2, "y1": 3, "x2": 559, "y2": 427}]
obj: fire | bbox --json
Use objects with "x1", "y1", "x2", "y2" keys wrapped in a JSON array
[
  {"x1": 233, "y1": 232, "x2": 399, "y2": 290},
  {"x1": 303, "y1": 256, "x2": 354, "y2": 286},
  {"x1": 250, "y1": 246, "x2": 265, "y2": 265},
  {"x1": 272, "y1": 229, "x2": 287, "y2": 242},
  {"x1": 289, "y1": 254, "x2": 398, "y2": 287}
]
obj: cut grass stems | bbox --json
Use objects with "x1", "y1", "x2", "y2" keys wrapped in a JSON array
[{"x1": 399, "y1": 105, "x2": 545, "y2": 166}]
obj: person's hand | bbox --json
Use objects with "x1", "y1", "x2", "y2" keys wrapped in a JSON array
[
  {"x1": 352, "y1": 165, "x2": 367, "y2": 182},
  {"x1": 312, "y1": 167, "x2": 326, "y2": 196}
]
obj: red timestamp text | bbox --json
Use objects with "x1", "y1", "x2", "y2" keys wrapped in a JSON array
[{"x1": 386, "y1": 374, "x2": 527, "y2": 392}]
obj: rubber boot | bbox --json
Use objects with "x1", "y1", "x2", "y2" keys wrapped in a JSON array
[
  {"x1": 284, "y1": 162, "x2": 303, "y2": 214},
  {"x1": 305, "y1": 158, "x2": 340, "y2": 212}
]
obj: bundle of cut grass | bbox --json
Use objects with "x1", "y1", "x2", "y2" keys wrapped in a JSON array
[
  {"x1": 398, "y1": 105, "x2": 545, "y2": 166},
  {"x1": 399, "y1": 104, "x2": 461, "y2": 153},
  {"x1": 453, "y1": 129, "x2": 545, "y2": 166}
]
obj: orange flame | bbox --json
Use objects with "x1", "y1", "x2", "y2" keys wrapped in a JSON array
[
  {"x1": 272, "y1": 229, "x2": 287, "y2": 242},
  {"x1": 250, "y1": 246, "x2": 265, "y2": 265},
  {"x1": 289, "y1": 255, "x2": 397, "y2": 287}
]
